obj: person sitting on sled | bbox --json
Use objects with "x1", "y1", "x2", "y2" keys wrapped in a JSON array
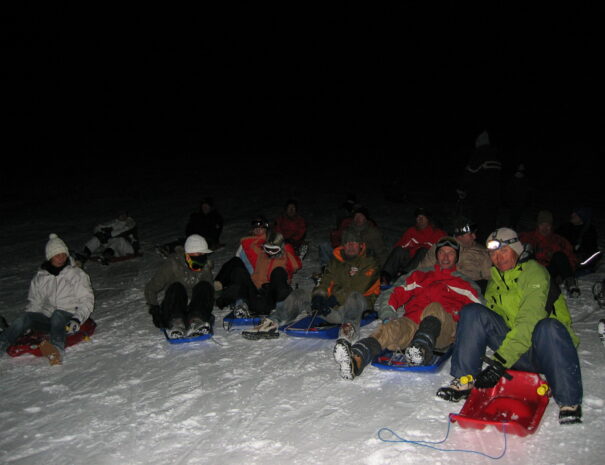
[
  {"x1": 242, "y1": 228, "x2": 380, "y2": 341},
  {"x1": 416, "y1": 216, "x2": 492, "y2": 293},
  {"x1": 0, "y1": 233, "x2": 94, "y2": 365},
  {"x1": 78, "y1": 210, "x2": 139, "y2": 265},
  {"x1": 214, "y1": 228, "x2": 302, "y2": 319},
  {"x1": 333, "y1": 236, "x2": 482, "y2": 380},
  {"x1": 274, "y1": 198, "x2": 308, "y2": 258},
  {"x1": 436, "y1": 227, "x2": 583, "y2": 425},
  {"x1": 145, "y1": 234, "x2": 215, "y2": 338}
]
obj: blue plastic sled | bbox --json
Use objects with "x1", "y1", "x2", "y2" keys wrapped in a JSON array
[
  {"x1": 282, "y1": 311, "x2": 378, "y2": 339},
  {"x1": 162, "y1": 328, "x2": 213, "y2": 344},
  {"x1": 222, "y1": 311, "x2": 264, "y2": 330},
  {"x1": 371, "y1": 345, "x2": 453, "y2": 373}
]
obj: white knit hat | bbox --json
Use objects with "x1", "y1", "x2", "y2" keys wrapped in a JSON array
[
  {"x1": 184, "y1": 234, "x2": 212, "y2": 254},
  {"x1": 45, "y1": 233, "x2": 69, "y2": 260},
  {"x1": 486, "y1": 227, "x2": 524, "y2": 256}
]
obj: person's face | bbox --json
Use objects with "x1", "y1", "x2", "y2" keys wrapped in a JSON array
[
  {"x1": 353, "y1": 213, "x2": 367, "y2": 226},
  {"x1": 343, "y1": 241, "x2": 361, "y2": 257},
  {"x1": 455, "y1": 231, "x2": 476, "y2": 248},
  {"x1": 201, "y1": 203, "x2": 211, "y2": 214},
  {"x1": 253, "y1": 227, "x2": 267, "y2": 236},
  {"x1": 436, "y1": 246, "x2": 457, "y2": 269},
  {"x1": 570, "y1": 212, "x2": 582, "y2": 226},
  {"x1": 285, "y1": 204, "x2": 297, "y2": 217},
  {"x1": 50, "y1": 253, "x2": 68, "y2": 268},
  {"x1": 489, "y1": 246, "x2": 518, "y2": 272},
  {"x1": 416, "y1": 215, "x2": 429, "y2": 229},
  {"x1": 537, "y1": 222, "x2": 552, "y2": 236}
]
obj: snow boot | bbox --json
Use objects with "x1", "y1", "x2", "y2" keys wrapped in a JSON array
[
  {"x1": 564, "y1": 277, "x2": 580, "y2": 298},
  {"x1": 233, "y1": 300, "x2": 251, "y2": 319},
  {"x1": 436, "y1": 376, "x2": 474, "y2": 402},
  {"x1": 598, "y1": 319, "x2": 605, "y2": 347},
  {"x1": 40, "y1": 340, "x2": 62, "y2": 366},
  {"x1": 187, "y1": 319, "x2": 211, "y2": 337},
  {"x1": 242, "y1": 318, "x2": 280, "y2": 340},
  {"x1": 167, "y1": 318, "x2": 186, "y2": 339},
  {"x1": 405, "y1": 316, "x2": 440, "y2": 366},
  {"x1": 559, "y1": 405, "x2": 582, "y2": 425},
  {"x1": 333, "y1": 339, "x2": 361, "y2": 380},
  {"x1": 593, "y1": 281, "x2": 605, "y2": 308}
]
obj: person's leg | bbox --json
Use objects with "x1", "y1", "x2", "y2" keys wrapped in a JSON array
[
  {"x1": 0, "y1": 312, "x2": 51, "y2": 353},
  {"x1": 161, "y1": 282, "x2": 189, "y2": 330}
]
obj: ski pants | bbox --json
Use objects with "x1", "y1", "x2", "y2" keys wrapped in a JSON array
[
  {"x1": 381, "y1": 247, "x2": 427, "y2": 282},
  {"x1": 451, "y1": 303, "x2": 583, "y2": 406},
  {"x1": 370, "y1": 302, "x2": 456, "y2": 352},
  {"x1": 547, "y1": 251, "x2": 575, "y2": 282},
  {"x1": 216, "y1": 257, "x2": 292, "y2": 315},
  {"x1": 0, "y1": 309, "x2": 74, "y2": 353},
  {"x1": 160, "y1": 282, "x2": 214, "y2": 328},
  {"x1": 321, "y1": 291, "x2": 369, "y2": 334}
]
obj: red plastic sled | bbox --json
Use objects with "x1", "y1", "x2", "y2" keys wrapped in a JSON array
[
  {"x1": 449, "y1": 370, "x2": 550, "y2": 437},
  {"x1": 6, "y1": 318, "x2": 97, "y2": 357}
]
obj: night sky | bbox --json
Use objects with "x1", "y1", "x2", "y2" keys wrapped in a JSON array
[{"x1": 4, "y1": 4, "x2": 603, "y2": 196}]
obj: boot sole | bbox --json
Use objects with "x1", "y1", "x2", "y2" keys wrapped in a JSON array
[{"x1": 333, "y1": 339, "x2": 355, "y2": 380}]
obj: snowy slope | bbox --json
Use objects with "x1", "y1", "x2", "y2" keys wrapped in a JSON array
[{"x1": 1, "y1": 172, "x2": 604, "y2": 465}]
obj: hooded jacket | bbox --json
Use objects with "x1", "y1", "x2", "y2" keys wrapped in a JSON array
[
  {"x1": 484, "y1": 257, "x2": 579, "y2": 368},
  {"x1": 25, "y1": 257, "x2": 94, "y2": 324},
  {"x1": 145, "y1": 246, "x2": 214, "y2": 306}
]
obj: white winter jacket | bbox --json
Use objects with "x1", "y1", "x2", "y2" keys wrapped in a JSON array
[{"x1": 25, "y1": 258, "x2": 95, "y2": 323}]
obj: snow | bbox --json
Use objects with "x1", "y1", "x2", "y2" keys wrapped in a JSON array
[{"x1": 1, "y1": 172, "x2": 604, "y2": 465}]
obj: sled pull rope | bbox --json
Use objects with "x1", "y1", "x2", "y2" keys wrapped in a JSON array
[{"x1": 377, "y1": 417, "x2": 508, "y2": 460}]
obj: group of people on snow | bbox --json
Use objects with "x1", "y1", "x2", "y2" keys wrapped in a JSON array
[{"x1": 1, "y1": 184, "x2": 600, "y2": 427}]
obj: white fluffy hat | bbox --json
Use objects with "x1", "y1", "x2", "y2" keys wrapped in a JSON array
[
  {"x1": 45, "y1": 233, "x2": 69, "y2": 260},
  {"x1": 486, "y1": 227, "x2": 524, "y2": 256},
  {"x1": 184, "y1": 234, "x2": 212, "y2": 254}
]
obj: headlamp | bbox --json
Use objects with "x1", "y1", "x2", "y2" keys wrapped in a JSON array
[{"x1": 486, "y1": 237, "x2": 519, "y2": 251}]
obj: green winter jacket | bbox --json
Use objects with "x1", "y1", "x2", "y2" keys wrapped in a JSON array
[{"x1": 485, "y1": 258, "x2": 579, "y2": 368}]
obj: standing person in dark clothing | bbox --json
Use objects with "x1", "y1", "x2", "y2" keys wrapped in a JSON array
[{"x1": 186, "y1": 197, "x2": 224, "y2": 250}]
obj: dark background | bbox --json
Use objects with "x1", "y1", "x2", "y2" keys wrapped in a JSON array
[{"x1": 3, "y1": 3, "x2": 603, "y2": 199}]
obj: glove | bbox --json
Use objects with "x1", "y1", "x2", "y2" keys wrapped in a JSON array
[
  {"x1": 311, "y1": 295, "x2": 338, "y2": 316},
  {"x1": 149, "y1": 305, "x2": 162, "y2": 328},
  {"x1": 65, "y1": 318, "x2": 81, "y2": 334},
  {"x1": 474, "y1": 354, "x2": 510, "y2": 389}
]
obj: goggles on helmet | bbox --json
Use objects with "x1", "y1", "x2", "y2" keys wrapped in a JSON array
[
  {"x1": 263, "y1": 243, "x2": 282, "y2": 256},
  {"x1": 486, "y1": 237, "x2": 519, "y2": 251},
  {"x1": 185, "y1": 253, "x2": 207, "y2": 271},
  {"x1": 454, "y1": 223, "x2": 477, "y2": 236}
]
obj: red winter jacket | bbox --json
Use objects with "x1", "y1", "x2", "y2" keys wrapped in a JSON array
[
  {"x1": 274, "y1": 214, "x2": 307, "y2": 245},
  {"x1": 387, "y1": 265, "x2": 481, "y2": 324},
  {"x1": 519, "y1": 230, "x2": 578, "y2": 270},
  {"x1": 241, "y1": 236, "x2": 302, "y2": 289},
  {"x1": 394, "y1": 225, "x2": 446, "y2": 257}
]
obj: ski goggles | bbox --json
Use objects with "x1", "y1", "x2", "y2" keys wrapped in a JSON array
[
  {"x1": 436, "y1": 238, "x2": 460, "y2": 251},
  {"x1": 263, "y1": 244, "x2": 282, "y2": 256},
  {"x1": 185, "y1": 253, "x2": 207, "y2": 271},
  {"x1": 453, "y1": 224, "x2": 477, "y2": 236},
  {"x1": 486, "y1": 237, "x2": 520, "y2": 251}
]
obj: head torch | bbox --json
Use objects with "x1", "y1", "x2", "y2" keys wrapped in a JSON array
[{"x1": 486, "y1": 237, "x2": 519, "y2": 251}]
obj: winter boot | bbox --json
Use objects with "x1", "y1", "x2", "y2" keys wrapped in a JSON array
[
  {"x1": 436, "y1": 376, "x2": 474, "y2": 402},
  {"x1": 564, "y1": 277, "x2": 580, "y2": 298},
  {"x1": 559, "y1": 405, "x2": 582, "y2": 425},
  {"x1": 593, "y1": 281, "x2": 605, "y2": 308},
  {"x1": 598, "y1": 319, "x2": 605, "y2": 347},
  {"x1": 187, "y1": 318, "x2": 211, "y2": 337},
  {"x1": 405, "y1": 316, "x2": 441, "y2": 366},
  {"x1": 334, "y1": 336, "x2": 382, "y2": 380},
  {"x1": 40, "y1": 340, "x2": 62, "y2": 366},
  {"x1": 167, "y1": 318, "x2": 186, "y2": 339},
  {"x1": 242, "y1": 318, "x2": 280, "y2": 340},
  {"x1": 233, "y1": 300, "x2": 251, "y2": 319}
]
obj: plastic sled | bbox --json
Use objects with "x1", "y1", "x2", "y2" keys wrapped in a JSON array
[
  {"x1": 7, "y1": 318, "x2": 97, "y2": 357},
  {"x1": 282, "y1": 311, "x2": 378, "y2": 339},
  {"x1": 162, "y1": 328, "x2": 213, "y2": 344},
  {"x1": 449, "y1": 370, "x2": 550, "y2": 437},
  {"x1": 371, "y1": 345, "x2": 453, "y2": 373},
  {"x1": 222, "y1": 311, "x2": 264, "y2": 330}
]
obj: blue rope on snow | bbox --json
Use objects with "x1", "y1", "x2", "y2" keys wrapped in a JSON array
[{"x1": 377, "y1": 417, "x2": 508, "y2": 460}]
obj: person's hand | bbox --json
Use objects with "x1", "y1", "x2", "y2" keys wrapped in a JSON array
[{"x1": 474, "y1": 354, "x2": 511, "y2": 389}]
